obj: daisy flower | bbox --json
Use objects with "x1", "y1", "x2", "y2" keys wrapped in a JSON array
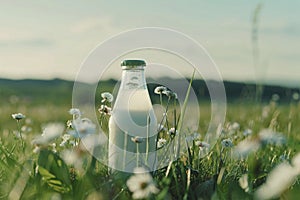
[
  {"x1": 154, "y1": 86, "x2": 167, "y2": 94},
  {"x1": 68, "y1": 118, "x2": 96, "y2": 138},
  {"x1": 167, "y1": 127, "x2": 177, "y2": 137},
  {"x1": 69, "y1": 108, "x2": 81, "y2": 117},
  {"x1": 157, "y1": 138, "x2": 167, "y2": 149},
  {"x1": 221, "y1": 138, "x2": 234, "y2": 148},
  {"x1": 131, "y1": 136, "x2": 144, "y2": 144},
  {"x1": 126, "y1": 167, "x2": 159, "y2": 199},
  {"x1": 11, "y1": 113, "x2": 26, "y2": 121},
  {"x1": 101, "y1": 92, "x2": 113, "y2": 103}
]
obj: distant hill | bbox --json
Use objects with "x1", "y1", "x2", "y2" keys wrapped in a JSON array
[{"x1": 0, "y1": 78, "x2": 299, "y2": 106}]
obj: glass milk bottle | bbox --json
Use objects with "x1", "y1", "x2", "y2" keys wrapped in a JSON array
[{"x1": 109, "y1": 59, "x2": 157, "y2": 172}]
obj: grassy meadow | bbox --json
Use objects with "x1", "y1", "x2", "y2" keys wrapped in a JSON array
[{"x1": 1, "y1": 79, "x2": 300, "y2": 200}]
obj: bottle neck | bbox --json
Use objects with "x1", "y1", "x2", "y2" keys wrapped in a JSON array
[{"x1": 120, "y1": 68, "x2": 147, "y2": 90}]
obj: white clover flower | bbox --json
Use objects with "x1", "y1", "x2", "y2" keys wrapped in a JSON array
[
  {"x1": 126, "y1": 167, "x2": 159, "y2": 199},
  {"x1": 131, "y1": 136, "x2": 144, "y2": 144},
  {"x1": 255, "y1": 162, "x2": 298, "y2": 200},
  {"x1": 239, "y1": 174, "x2": 249, "y2": 193},
  {"x1": 32, "y1": 123, "x2": 65, "y2": 145},
  {"x1": 69, "y1": 108, "x2": 81, "y2": 118},
  {"x1": 258, "y1": 129, "x2": 286, "y2": 146},
  {"x1": 101, "y1": 92, "x2": 113, "y2": 103},
  {"x1": 167, "y1": 127, "x2": 177, "y2": 137},
  {"x1": 195, "y1": 141, "x2": 210, "y2": 149},
  {"x1": 68, "y1": 118, "x2": 96, "y2": 138},
  {"x1": 98, "y1": 105, "x2": 112, "y2": 115},
  {"x1": 157, "y1": 138, "x2": 167, "y2": 149},
  {"x1": 243, "y1": 129, "x2": 253, "y2": 137},
  {"x1": 221, "y1": 138, "x2": 234, "y2": 148},
  {"x1": 154, "y1": 86, "x2": 167, "y2": 94},
  {"x1": 11, "y1": 113, "x2": 26, "y2": 121},
  {"x1": 233, "y1": 139, "x2": 260, "y2": 158}
]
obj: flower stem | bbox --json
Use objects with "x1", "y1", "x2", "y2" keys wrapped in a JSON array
[
  {"x1": 17, "y1": 121, "x2": 24, "y2": 152},
  {"x1": 136, "y1": 143, "x2": 139, "y2": 168}
]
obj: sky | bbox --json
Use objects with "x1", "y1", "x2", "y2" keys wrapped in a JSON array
[{"x1": 0, "y1": 1, "x2": 299, "y2": 86}]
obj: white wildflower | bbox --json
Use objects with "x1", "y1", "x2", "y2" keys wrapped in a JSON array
[
  {"x1": 162, "y1": 90, "x2": 177, "y2": 99},
  {"x1": 69, "y1": 108, "x2": 81, "y2": 118},
  {"x1": 157, "y1": 124, "x2": 166, "y2": 132},
  {"x1": 167, "y1": 127, "x2": 177, "y2": 137},
  {"x1": 186, "y1": 132, "x2": 201, "y2": 142},
  {"x1": 80, "y1": 134, "x2": 106, "y2": 152},
  {"x1": 258, "y1": 129, "x2": 286, "y2": 145},
  {"x1": 233, "y1": 139, "x2": 260, "y2": 158},
  {"x1": 157, "y1": 138, "x2": 167, "y2": 149},
  {"x1": 229, "y1": 122, "x2": 240, "y2": 132},
  {"x1": 255, "y1": 162, "x2": 298, "y2": 200},
  {"x1": 131, "y1": 136, "x2": 144, "y2": 144},
  {"x1": 98, "y1": 105, "x2": 112, "y2": 115},
  {"x1": 51, "y1": 143, "x2": 57, "y2": 153},
  {"x1": 154, "y1": 86, "x2": 167, "y2": 94},
  {"x1": 61, "y1": 150, "x2": 83, "y2": 170},
  {"x1": 32, "y1": 123, "x2": 65, "y2": 145},
  {"x1": 221, "y1": 138, "x2": 234, "y2": 148},
  {"x1": 195, "y1": 141, "x2": 210, "y2": 149},
  {"x1": 21, "y1": 125, "x2": 32, "y2": 133},
  {"x1": 126, "y1": 167, "x2": 159, "y2": 199},
  {"x1": 33, "y1": 146, "x2": 41, "y2": 154},
  {"x1": 239, "y1": 174, "x2": 249, "y2": 193},
  {"x1": 11, "y1": 113, "x2": 26, "y2": 121},
  {"x1": 68, "y1": 118, "x2": 96, "y2": 138},
  {"x1": 101, "y1": 92, "x2": 113, "y2": 103},
  {"x1": 60, "y1": 134, "x2": 71, "y2": 147},
  {"x1": 243, "y1": 129, "x2": 253, "y2": 137}
]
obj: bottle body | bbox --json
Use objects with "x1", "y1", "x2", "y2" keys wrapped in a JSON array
[{"x1": 108, "y1": 61, "x2": 157, "y2": 172}]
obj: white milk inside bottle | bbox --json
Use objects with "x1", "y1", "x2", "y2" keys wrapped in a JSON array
[{"x1": 108, "y1": 59, "x2": 157, "y2": 172}]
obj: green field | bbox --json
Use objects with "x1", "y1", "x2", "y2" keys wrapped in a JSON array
[{"x1": 1, "y1": 79, "x2": 300, "y2": 200}]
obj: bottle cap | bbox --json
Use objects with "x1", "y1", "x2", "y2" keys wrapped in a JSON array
[{"x1": 121, "y1": 59, "x2": 146, "y2": 69}]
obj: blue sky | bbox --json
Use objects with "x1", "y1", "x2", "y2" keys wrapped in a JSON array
[{"x1": 0, "y1": 1, "x2": 299, "y2": 86}]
